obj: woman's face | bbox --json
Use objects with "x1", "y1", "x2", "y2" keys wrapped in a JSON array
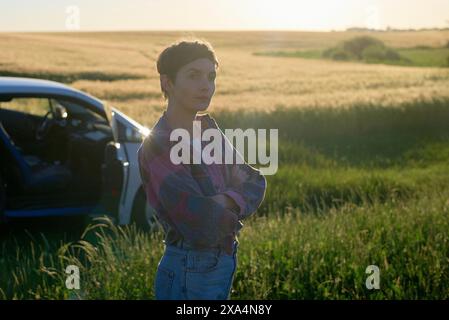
[{"x1": 166, "y1": 58, "x2": 217, "y2": 112}]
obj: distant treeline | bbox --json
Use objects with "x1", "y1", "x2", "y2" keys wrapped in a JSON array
[{"x1": 344, "y1": 27, "x2": 449, "y2": 32}]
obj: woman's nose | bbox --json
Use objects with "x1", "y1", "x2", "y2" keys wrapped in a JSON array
[{"x1": 200, "y1": 76, "x2": 212, "y2": 91}]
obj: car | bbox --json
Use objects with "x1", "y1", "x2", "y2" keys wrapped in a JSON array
[{"x1": 0, "y1": 77, "x2": 159, "y2": 231}]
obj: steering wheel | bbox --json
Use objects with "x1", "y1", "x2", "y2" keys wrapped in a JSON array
[{"x1": 35, "y1": 111, "x2": 55, "y2": 141}]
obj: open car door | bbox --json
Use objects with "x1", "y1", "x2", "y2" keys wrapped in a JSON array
[{"x1": 91, "y1": 107, "x2": 129, "y2": 223}]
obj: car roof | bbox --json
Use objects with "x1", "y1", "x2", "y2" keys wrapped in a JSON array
[{"x1": 0, "y1": 77, "x2": 105, "y2": 116}]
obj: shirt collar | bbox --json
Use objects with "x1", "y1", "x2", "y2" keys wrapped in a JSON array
[{"x1": 154, "y1": 110, "x2": 213, "y2": 136}]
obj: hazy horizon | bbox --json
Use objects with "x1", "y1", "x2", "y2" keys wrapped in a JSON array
[{"x1": 1, "y1": 0, "x2": 448, "y2": 32}]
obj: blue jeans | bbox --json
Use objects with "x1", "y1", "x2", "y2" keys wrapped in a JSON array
[{"x1": 154, "y1": 241, "x2": 239, "y2": 300}]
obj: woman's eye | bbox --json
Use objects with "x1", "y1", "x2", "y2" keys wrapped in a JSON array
[
  {"x1": 209, "y1": 74, "x2": 216, "y2": 81},
  {"x1": 189, "y1": 74, "x2": 199, "y2": 79}
]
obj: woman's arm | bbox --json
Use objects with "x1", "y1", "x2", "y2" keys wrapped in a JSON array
[
  {"x1": 204, "y1": 115, "x2": 267, "y2": 220},
  {"x1": 138, "y1": 135, "x2": 242, "y2": 249},
  {"x1": 210, "y1": 194, "x2": 241, "y2": 213},
  {"x1": 222, "y1": 161, "x2": 267, "y2": 220}
]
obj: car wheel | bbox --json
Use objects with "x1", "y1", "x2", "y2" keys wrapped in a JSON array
[{"x1": 131, "y1": 189, "x2": 161, "y2": 233}]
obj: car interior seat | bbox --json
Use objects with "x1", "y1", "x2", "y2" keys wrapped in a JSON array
[{"x1": 0, "y1": 121, "x2": 72, "y2": 194}]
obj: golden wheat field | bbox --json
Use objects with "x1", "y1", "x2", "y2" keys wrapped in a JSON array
[{"x1": 1, "y1": 30, "x2": 449, "y2": 126}]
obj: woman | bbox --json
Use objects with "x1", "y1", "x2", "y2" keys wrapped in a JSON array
[{"x1": 138, "y1": 39, "x2": 266, "y2": 300}]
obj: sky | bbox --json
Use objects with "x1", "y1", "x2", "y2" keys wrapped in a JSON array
[{"x1": 0, "y1": 0, "x2": 448, "y2": 32}]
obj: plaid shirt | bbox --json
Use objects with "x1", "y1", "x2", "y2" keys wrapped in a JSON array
[{"x1": 138, "y1": 111, "x2": 267, "y2": 254}]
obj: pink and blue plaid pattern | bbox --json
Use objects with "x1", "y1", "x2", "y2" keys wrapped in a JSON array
[{"x1": 138, "y1": 111, "x2": 266, "y2": 254}]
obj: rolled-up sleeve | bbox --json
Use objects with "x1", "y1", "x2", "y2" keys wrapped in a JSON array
[{"x1": 223, "y1": 162, "x2": 267, "y2": 220}]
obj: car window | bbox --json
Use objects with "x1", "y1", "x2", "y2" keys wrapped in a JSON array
[
  {"x1": 57, "y1": 99, "x2": 106, "y2": 122},
  {"x1": 0, "y1": 97, "x2": 51, "y2": 117}
]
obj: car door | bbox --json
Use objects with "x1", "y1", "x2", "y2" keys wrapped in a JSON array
[
  {"x1": 93, "y1": 106, "x2": 129, "y2": 223},
  {"x1": 103, "y1": 107, "x2": 151, "y2": 226}
]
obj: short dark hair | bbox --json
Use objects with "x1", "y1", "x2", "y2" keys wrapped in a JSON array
[{"x1": 156, "y1": 39, "x2": 219, "y2": 99}]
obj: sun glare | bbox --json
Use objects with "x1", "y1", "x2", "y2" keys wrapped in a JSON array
[{"x1": 251, "y1": 0, "x2": 353, "y2": 30}]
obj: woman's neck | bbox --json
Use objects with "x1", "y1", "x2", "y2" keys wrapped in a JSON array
[{"x1": 165, "y1": 102, "x2": 198, "y2": 136}]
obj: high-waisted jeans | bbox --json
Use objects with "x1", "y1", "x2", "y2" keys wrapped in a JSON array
[{"x1": 154, "y1": 240, "x2": 239, "y2": 300}]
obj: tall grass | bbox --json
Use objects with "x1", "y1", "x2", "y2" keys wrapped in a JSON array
[
  {"x1": 234, "y1": 189, "x2": 449, "y2": 299},
  {"x1": 1, "y1": 190, "x2": 448, "y2": 299},
  {"x1": 213, "y1": 100, "x2": 449, "y2": 213},
  {"x1": 0, "y1": 219, "x2": 165, "y2": 299}
]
